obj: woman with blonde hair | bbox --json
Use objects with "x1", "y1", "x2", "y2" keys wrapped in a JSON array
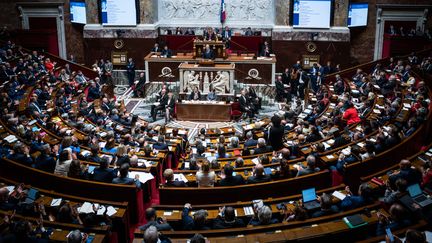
[{"x1": 196, "y1": 160, "x2": 216, "y2": 187}]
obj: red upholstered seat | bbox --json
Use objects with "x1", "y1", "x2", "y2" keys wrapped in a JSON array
[
  {"x1": 331, "y1": 170, "x2": 344, "y2": 187},
  {"x1": 230, "y1": 102, "x2": 242, "y2": 120}
]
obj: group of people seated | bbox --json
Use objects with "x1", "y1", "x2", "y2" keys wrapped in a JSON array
[{"x1": 0, "y1": 35, "x2": 431, "y2": 243}]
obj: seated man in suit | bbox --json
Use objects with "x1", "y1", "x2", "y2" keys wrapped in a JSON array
[
  {"x1": 151, "y1": 43, "x2": 160, "y2": 53},
  {"x1": 239, "y1": 89, "x2": 255, "y2": 118},
  {"x1": 92, "y1": 157, "x2": 117, "y2": 183},
  {"x1": 34, "y1": 144, "x2": 56, "y2": 173},
  {"x1": 163, "y1": 168, "x2": 187, "y2": 187},
  {"x1": 87, "y1": 80, "x2": 101, "y2": 101},
  {"x1": 296, "y1": 155, "x2": 320, "y2": 177},
  {"x1": 253, "y1": 138, "x2": 272, "y2": 155},
  {"x1": 202, "y1": 44, "x2": 215, "y2": 59},
  {"x1": 112, "y1": 164, "x2": 141, "y2": 187},
  {"x1": 139, "y1": 207, "x2": 173, "y2": 231},
  {"x1": 247, "y1": 163, "x2": 271, "y2": 184},
  {"x1": 153, "y1": 135, "x2": 168, "y2": 150},
  {"x1": 161, "y1": 45, "x2": 172, "y2": 58},
  {"x1": 244, "y1": 131, "x2": 258, "y2": 148},
  {"x1": 182, "y1": 203, "x2": 210, "y2": 230},
  {"x1": 248, "y1": 205, "x2": 279, "y2": 226},
  {"x1": 189, "y1": 86, "x2": 201, "y2": 101},
  {"x1": 150, "y1": 88, "x2": 168, "y2": 121},
  {"x1": 219, "y1": 164, "x2": 245, "y2": 186},
  {"x1": 213, "y1": 206, "x2": 245, "y2": 229},
  {"x1": 311, "y1": 193, "x2": 340, "y2": 218},
  {"x1": 165, "y1": 92, "x2": 176, "y2": 123}
]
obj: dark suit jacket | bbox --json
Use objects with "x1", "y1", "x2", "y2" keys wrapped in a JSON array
[
  {"x1": 268, "y1": 126, "x2": 284, "y2": 151},
  {"x1": 239, "y1": 95, "x2": 249, "y2": 112},
  {"x1": 213, "y1": 217, "x2": 245, "y2": 229},
  {"x1": 189, "y1": 91, "x2": 201, "y2": 101},
  {"x1": 202, "y1": 50, "x2": 215, "y2": 59},
  {"x1": 244, "y1": 139, "x2": 258, "y2": 147},
  {"x1": 165, "y1": 180, "x2": 187, "y2": 187},
  {"x1": 92, "y1": 168, "x2": 117, "y2": 183},
  {"x1": 161, "y1": 49, "x2": 172, "y2": 58},
  {"x1": 34, "y1": 154, "x2": 56, "y2": 173},
  {"x1": 165, "y1": 97, "x2": 175, "y2": 110},
  {"x1": 253, "y1": 146, "x2": 272, "y2": 155},
  {"x1": 219, "y1": 175, "x2": 245, "y2": 186},
  {"x1": 153, "y1": 142, "x2": 168, "y2": 150},
  {"x1": 247, "y1": 174, "x2": 271, "y2": 184}
]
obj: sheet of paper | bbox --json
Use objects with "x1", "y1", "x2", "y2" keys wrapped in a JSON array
[
  {"x1": 79, "y1": 202, "x2": 94, "y2": 214},
  {"x1": 96, "y1": 205, "x2": 106, "y2": 215},
  {"x1": 106, "y1": 206, "x2": 117, "y2": 216},
  {"x1": 129, "y1": 171, "x2": 155, "y2": 184},
  {"x1": 173, "y1": 173, "x2": 188, "y2": 183},
  {"x1": 332, "y1": 191, "x2": 347, "y2": 200}
]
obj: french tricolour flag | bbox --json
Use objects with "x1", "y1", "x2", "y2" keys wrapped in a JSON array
[{"x1": 220, "y1": 0, "x2": 226, "y2": 24}]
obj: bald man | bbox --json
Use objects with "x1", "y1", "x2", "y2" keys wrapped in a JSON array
[
  {"x1": 389, "y1": 159, "x2": 422, "y2": 186},
  {"x1": 247, "y1": 164, "x2": 271, "y2": 184}
]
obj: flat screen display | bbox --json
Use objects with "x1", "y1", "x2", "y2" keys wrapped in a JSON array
[
  {"x1": 348, "y1": 3, "x2": 368, "y2": 27},
  {"x1": 101, "y1": 0, "x2": 137, "y2": 26},
  {"x1": 70, "y1": 1, "x2": 87, "y2": 24},
  {"x1": 293, "y1": 0, "x2": 332, "y2": 29}
]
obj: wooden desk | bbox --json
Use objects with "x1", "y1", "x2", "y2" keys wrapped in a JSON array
[
  {"x1": 176, "y1": 102, "x2": 231, "y2": 122},
  {"x1": 144, "y1": 53, "x2": 276, "y2": 85}
]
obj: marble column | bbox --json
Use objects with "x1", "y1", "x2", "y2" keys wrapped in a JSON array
[
  {"x1": 333, "y1": 0, "x2": 348, "y2": 27},
  {"x1": 86, "y1": 0, "x2": 99, "y2": 24},
  {"x1": 275, "y1": 0, "x2": 290, "y2": 26},
  {"x1": 140, "y1": 0, "x2": 158, "y2": 24}
]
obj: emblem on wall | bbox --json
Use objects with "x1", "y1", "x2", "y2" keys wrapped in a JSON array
[
  {"x1": 159, "y1": 67, "x2": 175, "y2": 78},
  {"x1": 114, "y1": 39, "x2": 125, "y2": 49},
  {"x1": 245, "y1": 68, "x2": 262, "y2": 80},
  {"x1": 305, "y1": 42, "x2": 317, "y2": 53}
]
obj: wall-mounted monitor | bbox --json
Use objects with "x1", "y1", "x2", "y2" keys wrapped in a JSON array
[
  {"x1": 70, "y1": 1, "x2": 87, "y2": 24},
  {"x1": 348, "y1": 3, "x2": 368, "y2": 27},
  {"x1": 101, "y1": 0, "x2": 137, "y2": 26},
  {"x1": 293, "y1": 0, "x2": 332, "y2": 29}
]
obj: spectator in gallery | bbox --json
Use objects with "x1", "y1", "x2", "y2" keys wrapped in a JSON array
[
  {"x1": 161, "y1": 45, "x2": 172, "y2": 58},
  {"x1": 175, "y1": 27, "x2": 183, "y2": 35},
  {"x1": 244, "y1": 27, "x2": 253, "y2": 36},
  {"x1": 189, "y1": 86, "x2": 201, "y2": 101},
  {"x1": 184, "y1": 28, "x2": 195, "y2": 35},
  {"x1": 389, "y1": 25, "x2": 397, "y2": 35},
  {"x1": 126, "y1": 57, "x2": 135, "y2": 87}
]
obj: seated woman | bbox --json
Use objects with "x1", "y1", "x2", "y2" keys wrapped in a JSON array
[
  {"x1": 207, "y1": 88, "x2": 217, "y2": 101},
  {"x1": 196, "y1": 160, "x2": 215, "y2": 187}
]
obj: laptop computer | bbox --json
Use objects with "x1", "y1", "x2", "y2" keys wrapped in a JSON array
[
  {"x1": 407, "y1": 183, "x2": 432, "y2": 207},
  {"x1": 302, "y1": 188, "x2": 321, "y2": 211}
]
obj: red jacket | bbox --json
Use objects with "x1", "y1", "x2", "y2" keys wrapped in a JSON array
[{"x1": 343, "y1": 107, "x2": 361, "y2": 125}]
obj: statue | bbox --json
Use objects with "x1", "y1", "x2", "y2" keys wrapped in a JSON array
[
  {"x1": 185, "y1": 71, "x2": 200, "y2": 92},
  {"x1": 211, "y1": 71, "x2": 229, "y2": 94}
]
